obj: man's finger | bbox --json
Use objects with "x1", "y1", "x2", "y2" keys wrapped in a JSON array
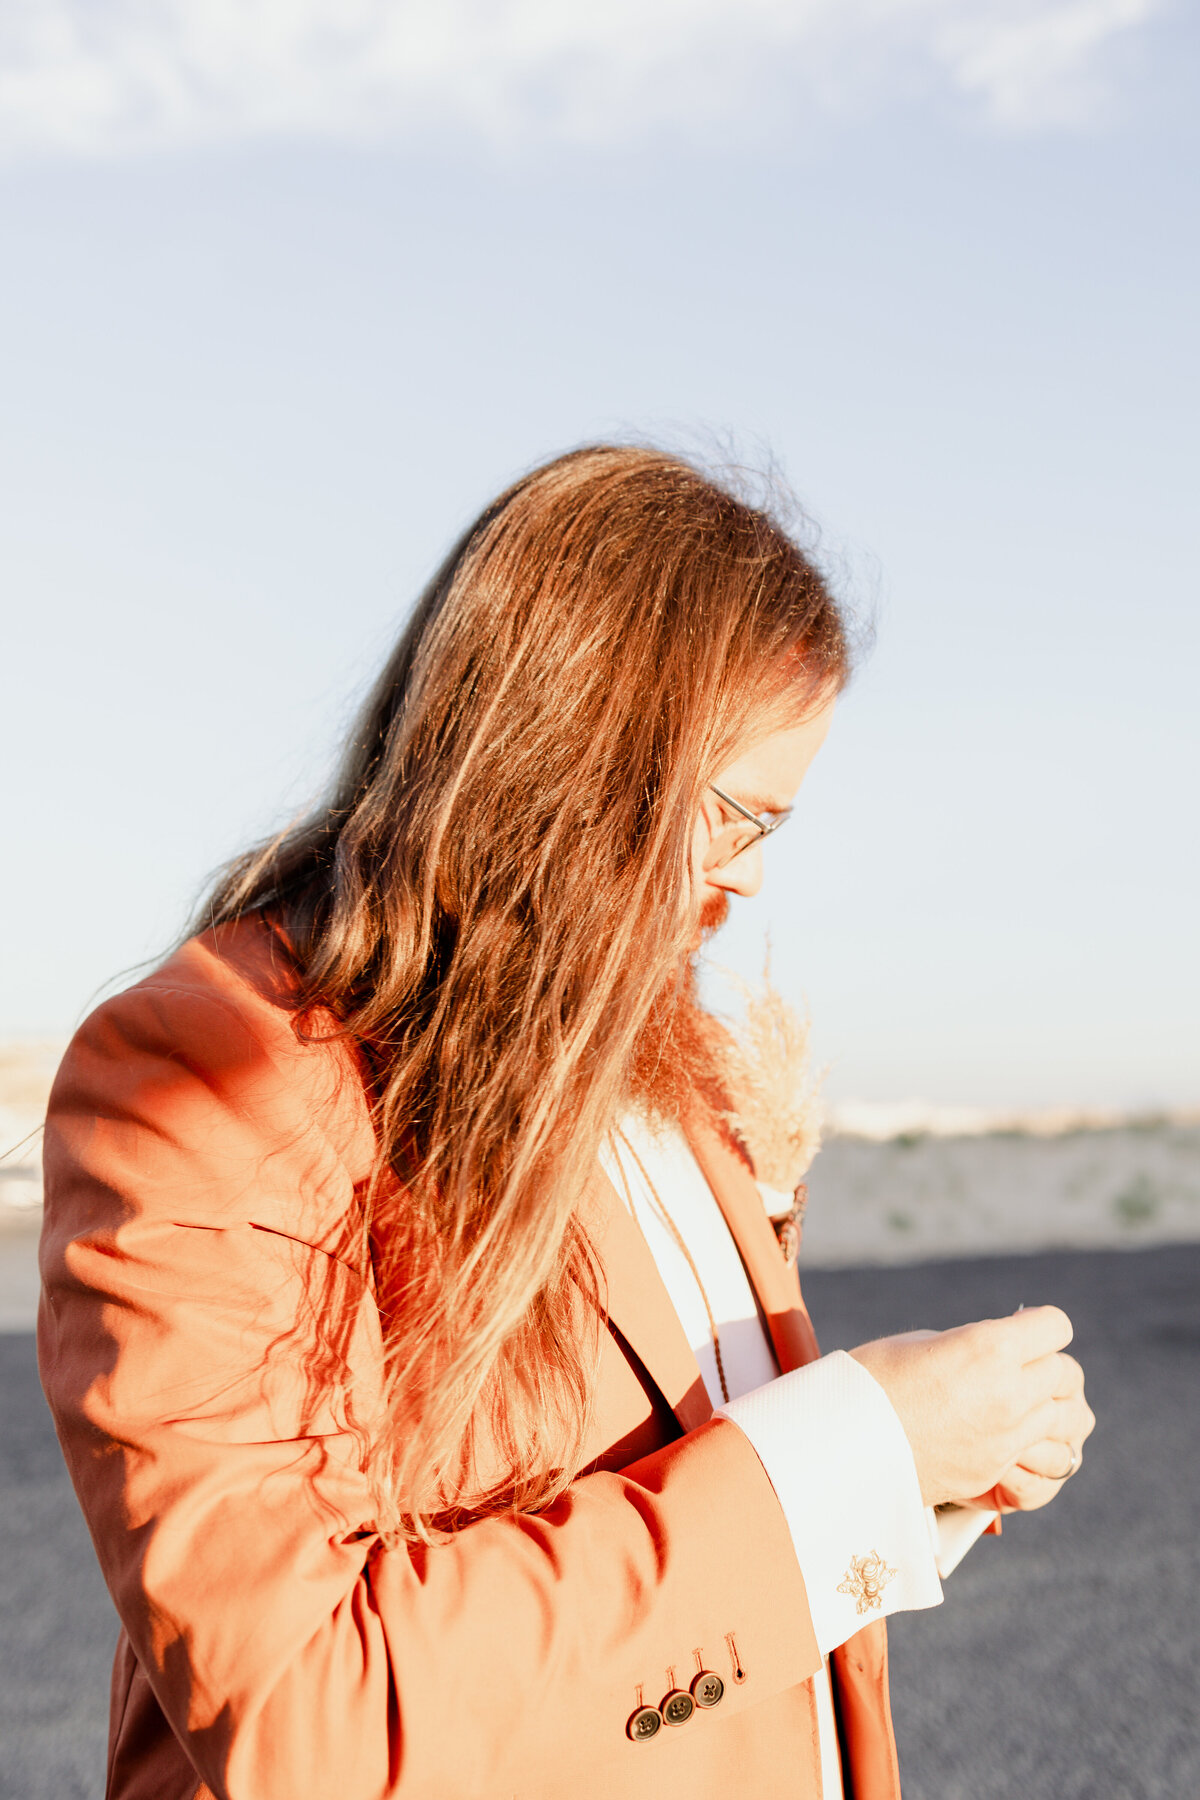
[
  {"x1": 1004, "y1": 1304, "x2": 1074, "y2": 1360},
  {"x1": 993, "y1": 1467, "x2": 1063, "y2": 1513},
  {"x1": 1022, "y1": 1392, "x2": 1095, "y2": 1455},
  {"x1": 1048, "y1": 1351, "x2": 1085, "y2": 1398},
  {"x1": 1022, "y1": 1350, "x2": 1085, "y2": 1403},
  {"x1": 1012, "y1": 1437, "x2": 1084, "y2": 1482}
]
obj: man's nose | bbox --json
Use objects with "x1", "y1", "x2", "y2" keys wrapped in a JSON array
[{"x1": 706, "y1": 843, "x2": 764, "y2": 900}]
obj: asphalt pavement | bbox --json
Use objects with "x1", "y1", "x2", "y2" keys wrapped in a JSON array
[{"x1": 2, "y1": 1242, "x2": 1197, "y2": 1800}]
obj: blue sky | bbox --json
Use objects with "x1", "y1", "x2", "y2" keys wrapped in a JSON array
[{"x1": 1, "y1": 0, "x2": 1197, "y2": 1108}]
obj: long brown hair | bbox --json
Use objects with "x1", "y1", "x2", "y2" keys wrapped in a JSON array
[{"x1": 202, "y1": 445, "x2": 850, "y2": 1540}]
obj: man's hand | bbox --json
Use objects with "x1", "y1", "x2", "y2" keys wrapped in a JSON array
[{"x1": 850, "y1": 1307, "x2": 1095, "y2": 1511}]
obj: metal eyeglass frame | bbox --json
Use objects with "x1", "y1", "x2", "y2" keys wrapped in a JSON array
[{"x1": 707, "y1": 784, "x2": 791, "y2": 866}]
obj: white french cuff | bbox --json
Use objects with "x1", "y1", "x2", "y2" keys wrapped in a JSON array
[{"x1": 717, "y1": 1349, "x2": 944, "y2": 1657}]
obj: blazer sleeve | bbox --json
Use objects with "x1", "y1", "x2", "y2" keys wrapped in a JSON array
[{"x1": 38, "y1": 979, "x2": 822, "y2": 1800}]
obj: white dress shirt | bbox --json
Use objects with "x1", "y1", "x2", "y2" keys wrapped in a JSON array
[{"x1": 604, "y1": 1112, "x2": 993, "y2": 1797}]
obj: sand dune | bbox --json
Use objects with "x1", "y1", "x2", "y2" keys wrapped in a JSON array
[{"x1": 804, "y1": 1113, "x2": 1200, "y2": 1266}]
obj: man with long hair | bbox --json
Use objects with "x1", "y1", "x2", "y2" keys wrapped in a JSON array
[{"x1": 40, "y1": 447, "x2": 1093, "y2": 1799}]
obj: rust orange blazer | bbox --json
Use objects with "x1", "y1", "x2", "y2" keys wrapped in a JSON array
[{"x1": 39, "y1": 917, "x2": 901, "y2": 1800}]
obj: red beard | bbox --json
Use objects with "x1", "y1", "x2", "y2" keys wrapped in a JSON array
[
  {"x1": 626, "y1": 890, "x2": 731, "y2": 1123},
  {"x1": 697, "y1": 890, "x2": 729, "y2": 936}
]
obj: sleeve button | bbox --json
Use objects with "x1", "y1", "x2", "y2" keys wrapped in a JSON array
[
  {"x1": 691, "y1": 1671, "x2": 726, "y2": 1708},
  {"x1": 661, "y1": 1689, "x2": 696, "y2": 1726},
  {"x1": 627, "y1": 1705, "x2": 663, "y2": 1742}
]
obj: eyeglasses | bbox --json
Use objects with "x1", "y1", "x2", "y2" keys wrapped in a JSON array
[{"x1": 707, "y1": 784, "x2": 791, "y2": 870}]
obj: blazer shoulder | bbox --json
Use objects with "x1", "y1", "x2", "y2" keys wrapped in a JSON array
[{"x1": 45, "y1": 916, "x2": 377, "y2": 1238}]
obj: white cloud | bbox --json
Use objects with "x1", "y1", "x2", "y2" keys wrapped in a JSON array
[
  {"x1": 935, "y1": 0, "x2": 1160, "y2": 127},
  {"x1": 0, "y1": 0, "x2": 1164, "y2": 159}
]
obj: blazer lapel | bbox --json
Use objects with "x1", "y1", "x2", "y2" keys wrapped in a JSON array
[
  {"x1": 583, "y1": 1167, "x2": 713, "y2": 1435},
  {"x1": 682, "y1": 1110, "x2": 821, "y2": 1375}
]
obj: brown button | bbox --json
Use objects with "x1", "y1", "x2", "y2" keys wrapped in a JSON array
[
  {"x1": 691, "y1": 1671, "x2": 726, "y2": 1709},
  {"x1": 660, "y1": 1689, "x2": 695, "y2": 1726},
  {"x1": 627, "y1": 1705, "x2": 662, "y2": 1742}
]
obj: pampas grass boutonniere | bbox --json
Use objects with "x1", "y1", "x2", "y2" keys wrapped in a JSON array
[{"x1": 716, "y1": 961, "x2": 824, "y2": 1200}]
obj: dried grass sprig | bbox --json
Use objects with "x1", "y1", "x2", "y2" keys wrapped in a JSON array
[{"x1": 715, "y1": 959, "x2": 824, "y2": 1196}]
